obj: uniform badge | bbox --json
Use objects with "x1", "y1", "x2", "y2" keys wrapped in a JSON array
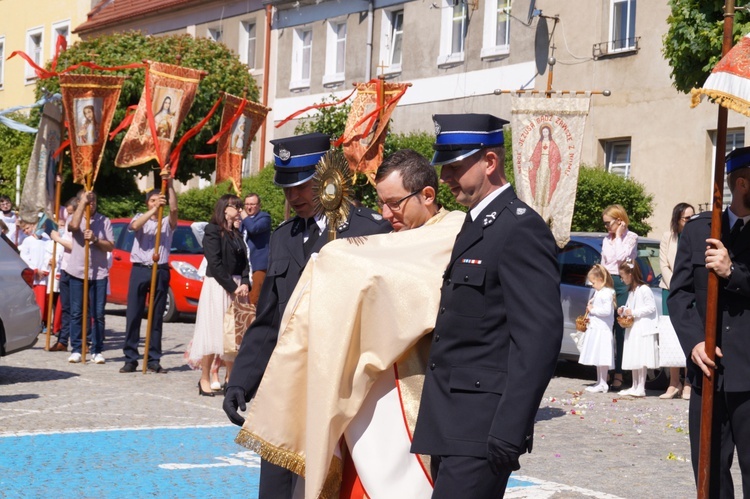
[
  {"x1": 434, "y1": 121, "x2": 441, "y2": 136},
  {"x1": 461, "y1": 258, "x2": 483, "y2": 265},
  {"x1": 516, "y1": 207, "x2": 526, "y2": 215},
  {"x1": 279, "y1": 147, "x2": 291, "y2": 162},
  {"x1": 371, "y1": 213, "x2": 383, "y2": 221},
  {"x1": 337, "y1": 221, "x2": 350, "y2": 232},
  {"x1": 483, "y1": 211, "x2": 497, "y2": 226}
]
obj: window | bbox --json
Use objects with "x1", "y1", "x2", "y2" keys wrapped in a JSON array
[
  {"x1": 379, "y1": 9, "x2": 404, "y2": 75},
  {"x1": 609, "y1": 0, "x2": 636, "y2": 51},
  {"x1": 241, "y1": 21, "x2": 257, "y2": 69},
  {"x1": 605, "y1": 139, "x2": 631, "y2": 178},
  {"x1": 51, "y1": 20, "x2": 70, "y2": 54},
  {"x1": 208, "y1": 27, "x2": 223, "y2": 43},
  {"x1": 437, "y1": 1, "x2": 467, "y2": 66},
  {"x1": 323, "y1": 20, "x2": 346, "y2": 86},
  {"x1": 558, "y1": 242, "x2": 601, "y2": 287},
  {"x1": 711, "y1": 129, "x2": 745, "y2": 207},
  {"x1": 25, "y1": 27, "x2": 43, "y2": 82},
  {"x1": 0, "y1": 37, "x2": 4, "y2": 90},
  {"x1": 482, "y1": 0, "x2": 511, "y2": 59},
  {"x1": 290, "y1": 27, "x2": 313, "y2": 90}
]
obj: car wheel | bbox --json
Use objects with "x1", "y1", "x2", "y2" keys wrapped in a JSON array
[
  {"x1": 645, "y1": 368, "x2": 669, "y2": 391},
  {"x1": 163, "y1": 288, "x2": 179, "y2": 323}
]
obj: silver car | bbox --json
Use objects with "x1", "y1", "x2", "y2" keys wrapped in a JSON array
[
  {"x1": 0, "y1": 235, "x2": 41, "y2": 356},
  {"x1": 558, "y1": 233, "x2": 663, "y2": 364}
]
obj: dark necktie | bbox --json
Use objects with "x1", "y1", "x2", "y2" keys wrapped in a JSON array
[
  {"x1": 303, "y1": 217, "x2": 320, "y2": 259},
  {"x1": 730, "y1": 218, "x2": 745, "y2": 246}
]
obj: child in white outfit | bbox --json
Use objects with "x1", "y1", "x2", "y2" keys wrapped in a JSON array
[
  {"x1": 617, "y1": 259, "x2": 659, "y2": 397},
  {"x1": 578, "y1": 264, "x2": 616, "y2": 393}
]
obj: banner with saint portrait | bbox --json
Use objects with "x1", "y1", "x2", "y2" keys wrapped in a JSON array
[
  {"x1": 115, "y1": 61, "x2": 205, "y2": 168},
  {"x1": 215, "y1": 94, "x2": 270, "y2": 194},
  {"x1": 511, "y1": 96, "x2": 590, "y2": 247},
  {"x1": 18, "y1": 101, "x2": 63, "y2": 224},
  {"x1": 60, "y1": 74, "x2": 125, "y2": 185},
  {"x1": 338, "y1": 80, "x2": 409, "y2": 179}
]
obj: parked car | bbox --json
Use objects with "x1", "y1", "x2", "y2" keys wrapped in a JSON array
[
  {"x1": 558, "y1": 233, "x2": 667, "y2": 388},
  {"x1": 108, "y1": 218, "x2": 204, "y2": 322},
  {"x1": 0, "y1": 235, "x2": 42, "y2": 357}
]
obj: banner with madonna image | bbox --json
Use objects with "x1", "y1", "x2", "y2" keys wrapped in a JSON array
[
  {"x1": 115, "y1": 61, "x2": 205, "y2": 169},
  {"x1": 511, "y1": 96, "x2": 590, "y2": 248},
  {"x1": 60, "y1": 74, "x2": 125, "y2": 185},
  {"x1": 214, "y1": 94, "x2": 270, "y2": 194}
]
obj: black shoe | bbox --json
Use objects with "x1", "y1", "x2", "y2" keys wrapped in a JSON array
[
  {"x1": 198, "y1": 381, "x2": 215, "y2": 397},
  {"x1": 119, "y1": 362, "x2": 137, "y2": 373},
  {"x1": 147, "y1": 363, "x2": 168, "y2": 374}
]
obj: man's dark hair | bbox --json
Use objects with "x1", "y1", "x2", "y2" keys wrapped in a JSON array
[
  {"x1": 245, "y1": 193, "x2": 261, "y2": 205},
  {"x1": 145, "y1": 189, "x2": 160, "y2": 202},
  {"x1": 0, "y1": 195, "x2": 11, "y2": 204},
  {"x1": 375, "y1": 149, "x2": 438, "y2": 192},
  {"x1": 729, "y1": 168, "x2": 750, "y2": 193}
]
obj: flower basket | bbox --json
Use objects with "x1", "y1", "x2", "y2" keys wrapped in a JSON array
[
  {"x1": 617, "y1": 316, "x2": 634, "y2": 328},
  {"x1": 575, "y1": 314, "x2": 589, "y2": 332}
]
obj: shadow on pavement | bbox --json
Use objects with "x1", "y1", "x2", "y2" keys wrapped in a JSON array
[
  {"x1": 0, "y1": 393, "x2": 40, "y2": 403},
  {"x1": 535, "y1": 406, "x2": 566, "y2": 422},
  {"x1": 0, "y1": 366, "x2": 78, "y2": 384}
]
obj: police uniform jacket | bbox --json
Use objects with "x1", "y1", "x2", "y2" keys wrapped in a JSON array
[
  {"x1": 230, "y1": 205, "x2": 392, "y2": 400},
  {"x1": 668, "y1": 210, "x2": 750, "y2": 391},
  {"x1": 411, "y1": 186, "x2": 563, "y2": 457}
]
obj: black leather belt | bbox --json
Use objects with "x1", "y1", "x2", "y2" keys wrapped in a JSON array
[{"x1": 133, "y1": 262, "x2": 169, "y2": 270}]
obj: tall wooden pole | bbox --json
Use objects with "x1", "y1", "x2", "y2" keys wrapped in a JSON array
[
  {"x1": 259, "y1": 4, "x2": 273, "y2": 171},
  {"x1": 142, "y1": 170, "x2": 168, "y2": 374},
  {"x1": 81, "y1": 174, "x2": 93, "y2": 364},
  {"x1": 699, "y1": 2, "x2": 735, "y2": 497},
  {"x1": 44, "y1": 161, "x2": 64, "y2": 351}
]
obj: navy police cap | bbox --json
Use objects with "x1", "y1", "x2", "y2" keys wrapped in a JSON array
[
  {"x1": 726, "y1": 146, "x2": 750, "y2": 174},
  {"x1": 270, "y1": 132, "x2": 331, "y2": 187},
  {"x1": 431, "y1": 113, "x2": 509, "y2": 166}
]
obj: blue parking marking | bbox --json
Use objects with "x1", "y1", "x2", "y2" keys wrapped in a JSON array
[{"x1": 0, "y1": 425, "x2": 259, "y2": 498}]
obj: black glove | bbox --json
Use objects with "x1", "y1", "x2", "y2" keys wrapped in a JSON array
[
  {"x1": 223, "y1": 386, "x2": 248, "y2": 427},
  {"x1": 487, "y1": 435, "x2": 521, "y2": 476}
]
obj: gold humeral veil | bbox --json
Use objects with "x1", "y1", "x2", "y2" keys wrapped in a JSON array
[{"x1": 236, "y1": 209, "x2": 464, "y2": 499}]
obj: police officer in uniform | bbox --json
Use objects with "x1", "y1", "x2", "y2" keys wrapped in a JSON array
[
  {"x1": 223, "y1": 132, "x2": 391, "y2": 499},
  {"x1": 669, "y1": 146, "x2": 750, "y2": 498},
  {"x1": 410, "y1": 114, "x2": 563, "y2": 498}
]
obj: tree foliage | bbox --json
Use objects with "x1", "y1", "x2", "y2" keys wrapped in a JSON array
[
  {"x1": 36, "y1": 31, "x2": 259, "y2": 200},
  {"x1": 663, "y1": 0, "x2": 750, "y2": 93},
  {"x1": 572, "y1": 165, "x2": 654, "y2": 235},
  {"x1": 0, "y1": 114, "x2": 35, "y2": 202}
]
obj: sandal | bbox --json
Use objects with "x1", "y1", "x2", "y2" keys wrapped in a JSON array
[{"x1": 610, "y1": 375, "x2": 624, "y2": 392}]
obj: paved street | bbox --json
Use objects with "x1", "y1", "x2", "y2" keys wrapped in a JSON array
[{"x1": 0, "y1": 304, "x2": 738, "y2": 498}]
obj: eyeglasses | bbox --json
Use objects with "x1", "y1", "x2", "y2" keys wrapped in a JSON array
[
  {"x1": 603, "y1": 220, "x2": 614, "y2": 227},
  {"x1": 377, "y1": 190, "x2": 421, "y2": 211},
  {"x1": 680, "y1": 216, "x2": 692, "y2": 221}
]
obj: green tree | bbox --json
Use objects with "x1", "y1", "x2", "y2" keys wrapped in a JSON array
[
  {"x1": 37, "y1": 31, "x2": 259, "y2": 203},
  {"x1": 0, "y1": 113, "x2": 35, "y2": 202},
  {"x1": 572, "y1": 165, "x2": 654, "y2": 235},
  {"x1": 663, "y1": 1, "x2": 749, "y2": 93}
]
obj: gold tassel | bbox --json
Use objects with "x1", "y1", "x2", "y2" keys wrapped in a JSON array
[{"x1": 235, "y1": 428, "x2": 307, "y2": 477}]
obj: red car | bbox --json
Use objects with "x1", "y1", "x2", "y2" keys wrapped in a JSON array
[{"x1": 108, "y1": 218, "x2": 204, "y2": 322}]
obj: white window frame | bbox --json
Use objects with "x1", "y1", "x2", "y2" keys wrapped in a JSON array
[
  {"x1": 240, "y1": 20, "x2": 257, "y2": 70},
  {"x1": 605, "y1": 139, "x2": 632, "y2": 179},
  {"x1": 25, "y1": 27, "x2": 44, "y2": 83},
  {"x1": 51, "y1": 20, "x2": 71, "y2": 54},
  {"x1": 481, "y1": 0, "x2": 511, "y2": 60},
  {"x1": 437, "y1": 0, "x2": 467, "y2": 67},
  {"x1": 609, "y1": 0, "x2": 636, "y2": 53},
  {"x1": 0, "y1": 37, "x2": 5, "y2": 90},
  {"x1": 379, "y1": 8, "x2": 404, "y2": 76},
  {"x1": 208, "y1": 26, "x2": 224, "y2": 43},
  {"x1": 290, "y1": 27, "x2": 313, "y2": 91},
  {"x1": 323, "y1": 19, "x2": 346, "y2": 87},
  {"x1": 711, "y1": 129, "x2": 745, "y2": 207}
]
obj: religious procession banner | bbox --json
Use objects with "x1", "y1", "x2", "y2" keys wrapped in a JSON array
[
  {"x1": 214, "y1": 94, "x2": 270, "y2": 194},
  {"x1": 60, "y1": 74, "x2": 125, "y2": 185},
  {"x1": 18, "y1": 101, "x2": 63, "y2": 224},
  {"x1": 338, "y1": 80, "x2": 409, "y2": 179},
  {"x1": 115, "y1": 61, "x2": 205, "y2": 168},
  {"x1": 691, "y1": 33, "x2": 750, "y2": 118},
  {"x1": 511, "y1": 95, "x2": 590, "y2": 247}
]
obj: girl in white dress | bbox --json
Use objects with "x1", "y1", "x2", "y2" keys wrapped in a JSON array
[
  {"x1": 617, "y1": 259, "x2": 659, "y2": 397},
  {"x1": 579, "y1": 264, "x2": 616, "y2": 393}
]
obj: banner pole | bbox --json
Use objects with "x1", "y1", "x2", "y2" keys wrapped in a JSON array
[
  {"x1": 81, "y1": 174, "x2": 92, "y2": 364},
  {"x1": 44, "y1": 159, "x2": 64, "y2": 351}
]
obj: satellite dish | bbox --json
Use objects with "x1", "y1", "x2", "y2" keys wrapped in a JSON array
[{"x1": 535, "y1": 17, "x2": 549, "y2": 75}]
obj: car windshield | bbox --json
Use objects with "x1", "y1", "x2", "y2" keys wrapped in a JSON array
[{"x1": 171, "y1": 226, "x2": 203, "y2": 254}]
